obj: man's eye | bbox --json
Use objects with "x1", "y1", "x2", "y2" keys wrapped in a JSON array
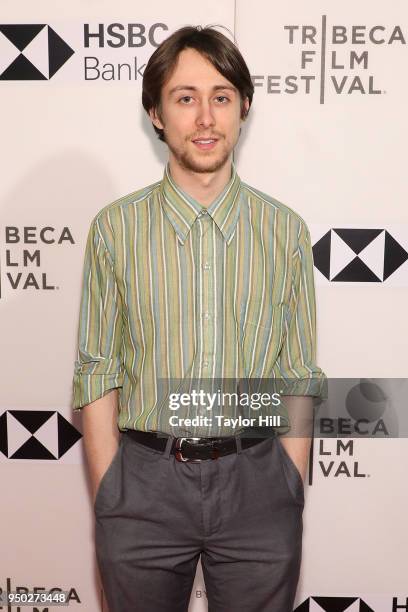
[{"x1": 178, "y1": 95, "x2": 229, "y2": 104}]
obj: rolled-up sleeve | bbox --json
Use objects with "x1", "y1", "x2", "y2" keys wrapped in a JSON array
[
  {"x1": 72, "y1": 215, "x2": 124, "y2": 410},
  {"x1": 273, "y1": 219, "x2": 327, "y2": 398}
]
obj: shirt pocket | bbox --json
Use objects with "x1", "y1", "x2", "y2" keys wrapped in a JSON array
[{"x1": 239, "y1": 300, "x2": 289, "y2": 377}]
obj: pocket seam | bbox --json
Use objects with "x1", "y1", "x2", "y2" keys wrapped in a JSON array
[
  {"x1": 276, "y1": 437, "x2": 305, "y2": 505},
  {"x1": 93, "y1": 442, "x2": 123, "y2": 512}
]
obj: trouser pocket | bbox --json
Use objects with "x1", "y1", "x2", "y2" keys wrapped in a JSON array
[
  {"x1": 93, "y1": 437, "x2": 124, "y2": 513},
  {"x1": 275, "y1": 436, "x2": 305, "y2": 506}
]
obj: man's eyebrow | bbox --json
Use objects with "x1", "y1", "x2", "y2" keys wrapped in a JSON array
[{"x1": 168, "y1": 84, "x2": 237, "y2": 96}]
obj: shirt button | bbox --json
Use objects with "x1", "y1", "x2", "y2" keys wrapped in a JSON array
[
  {"x1": 203, "y1": 262, "x2": 211, "y2": 270},
  {"x1": 202, "y1": 361, "x2": 209, "y2": 367},
  {"x1": 203, "y1": 312, "x2": 211, "y2": 320}
]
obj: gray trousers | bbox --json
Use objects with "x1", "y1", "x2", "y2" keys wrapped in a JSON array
[{"x1": 94, "y1": 431, "x2": 305, "y2": 612}]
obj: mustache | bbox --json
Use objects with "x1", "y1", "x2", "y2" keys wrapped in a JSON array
[{"x1": 189, "y1": 133, "x2": 223, "y2": 140}]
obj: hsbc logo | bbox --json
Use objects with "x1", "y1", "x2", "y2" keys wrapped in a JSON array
[
  {"x1": 0, "y1": 24, "x2": 74, "y2": 80},
  {"x1": 0, "y1": 410, "x2": 81, "y2": 459},
  {"x1": 0, "y1": 21, "x2": 169, "y2": 82},
  {"x1": 312, "y1": 228, "x2": 408, "y2": 282},
  {"x1": 294, "y1": 596, "x2": 375, "y2": 611},
  {"x1": 83, "y1": 22, "x2": 167, "y2": 48}
]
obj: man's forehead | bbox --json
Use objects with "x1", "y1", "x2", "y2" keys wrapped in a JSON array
[{"x1": 163, "y1": 48, "x2": 236, "y2": 93}]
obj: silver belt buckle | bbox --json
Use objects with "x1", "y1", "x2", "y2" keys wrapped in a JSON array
[{"x1": 175, "y1": 437, "x2": 203, "y2": 462}]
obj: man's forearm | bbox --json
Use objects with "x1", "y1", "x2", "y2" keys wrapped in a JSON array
[
  {"x1": 279, "y1": 395, "x2": 314, "y2": 481},
  {"x1": 81, "y1": 388, "x2": 120, "y2": 503}
]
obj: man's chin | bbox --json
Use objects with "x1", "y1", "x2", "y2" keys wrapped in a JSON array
[{"x1": 177, "y1": 151, "x2": 231, "y2": 174}]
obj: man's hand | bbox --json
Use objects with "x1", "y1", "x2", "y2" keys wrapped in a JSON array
[
  {"x1": 279, "y1": 435, "x2": 311, "y2": 482},
  {"x1": 279, "y1": 395, "x2": 314, "y2": 481},
  {"x1": 90, "y1": 442, "x2": 119, "y2": 505},
  {"x1": 81, "y1": 389, "x2": 120, "y2": 506}
]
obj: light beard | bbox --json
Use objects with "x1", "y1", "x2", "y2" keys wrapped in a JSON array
[{"x1": 166, "y1": 138, "x2": 232, "y2": 174}]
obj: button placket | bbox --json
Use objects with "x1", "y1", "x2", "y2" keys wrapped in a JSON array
[
  {"x1": 194, "y1": 210, "x2": 214, "y2": 386},
  {"x1": 203, "y1": 213, "x2": 214, "y2": 376}
]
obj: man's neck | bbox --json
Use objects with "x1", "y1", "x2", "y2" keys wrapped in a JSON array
[{"x1": 168, "y1": 155, "x2": 233, "y2": 208}]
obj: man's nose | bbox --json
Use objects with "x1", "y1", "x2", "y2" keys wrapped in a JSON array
[{"x1": 196, "y1": 102, "x2": 215, "y2": 128}]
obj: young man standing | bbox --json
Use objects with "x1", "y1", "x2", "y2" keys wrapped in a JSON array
[{"x1": 73, "y1": 25, "x2": 326, "y2": 612}]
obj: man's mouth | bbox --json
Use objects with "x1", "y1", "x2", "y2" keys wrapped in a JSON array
[{"x1": 192, "y1": 138, "x2": 218, "y2": 150}]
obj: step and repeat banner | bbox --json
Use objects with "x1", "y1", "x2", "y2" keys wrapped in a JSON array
[{"x1": 0, "y1": 0, "x2": 407, "y2": 610}]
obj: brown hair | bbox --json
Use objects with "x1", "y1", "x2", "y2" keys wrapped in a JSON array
[{"x1": 142, "y1": 25, "x2": 254, "y2": 142}]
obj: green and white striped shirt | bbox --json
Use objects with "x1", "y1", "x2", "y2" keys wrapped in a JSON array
[{"x1": 72, "y1": 161, "x2": 326, "y2": 436}]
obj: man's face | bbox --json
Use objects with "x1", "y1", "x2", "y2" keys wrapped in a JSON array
[{"x1": 149, "y1": 47, "x2": 249, "y2": 174}]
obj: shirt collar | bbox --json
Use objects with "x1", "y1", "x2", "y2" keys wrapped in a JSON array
[{"x1": 159, "y1": 160, "x2": 242, "y2": 246}]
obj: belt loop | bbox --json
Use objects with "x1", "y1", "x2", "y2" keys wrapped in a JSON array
[
  {"x1": 235, "y1": 434, "x2": 243, "y2": 454},
  {"x1": 163, "y1": 434, "x2": 174, "y2": 460}
]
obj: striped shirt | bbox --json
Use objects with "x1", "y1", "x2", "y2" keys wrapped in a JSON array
[{"x1": 72, "y1": 161, "x2": 326, "y2": 437}]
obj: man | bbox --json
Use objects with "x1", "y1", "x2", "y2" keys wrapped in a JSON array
[{"x1": 73, "y1": 25, "x2": 326, "y2": 612}]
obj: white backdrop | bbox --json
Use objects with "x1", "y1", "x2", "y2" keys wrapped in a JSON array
[{"x1": 0, "y1": 1, "x2": 407, "y2": 610}]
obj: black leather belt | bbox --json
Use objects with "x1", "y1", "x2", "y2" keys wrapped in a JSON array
[{"x1": 124, "y1": 429, "x2": 268, "y2": 462}]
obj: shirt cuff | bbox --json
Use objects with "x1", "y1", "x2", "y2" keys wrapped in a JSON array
[
  {"x1": 72, "y1": 372, "x2": 124, "y2": 410},
  {"x1": 277, "y1": 373, "x2": 328, "y2": 400}
]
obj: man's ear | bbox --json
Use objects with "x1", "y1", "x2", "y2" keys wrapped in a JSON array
[
  {"x1": 241, "y1": 97, "x2": 250, "y2": 122},
  {"x1": 149, "y1": 107, "x2": 164, "y2": 130}
]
